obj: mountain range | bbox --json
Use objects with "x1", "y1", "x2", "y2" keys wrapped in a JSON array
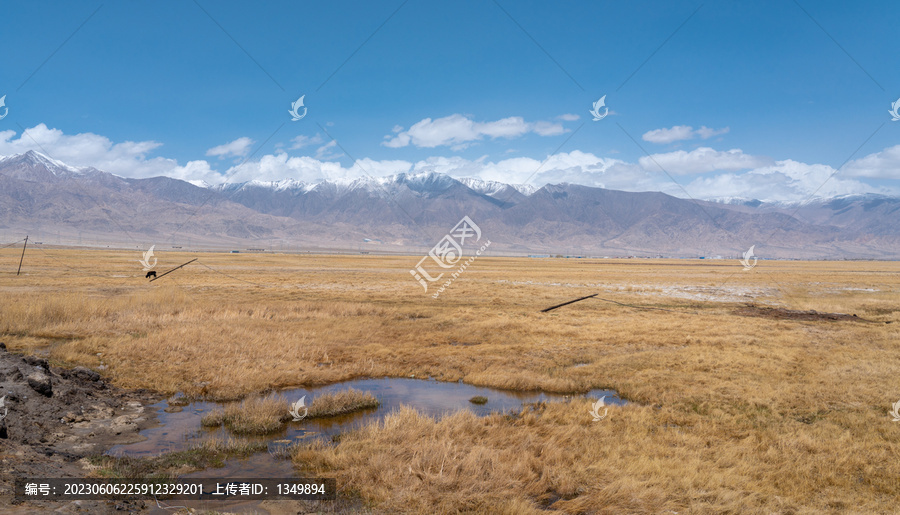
[{"x1": 1, "y1": 150, "x2": 898, "y2": 259}]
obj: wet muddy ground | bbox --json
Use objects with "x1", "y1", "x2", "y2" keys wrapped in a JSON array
[
  {"x1": 734, "y1": 305, "x2": 889, "y2": 323},
  {"x1": 0, "y1": 343, "x2": 161, "y2": 513}
]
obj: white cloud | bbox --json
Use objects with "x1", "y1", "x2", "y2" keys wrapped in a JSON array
[
  {"x1": 227, "y1": 154, "x2": 347, "y2": 184},
  {"x1": 406, "y1": 151, "x2": 657, "y2": 192},
  {"x1": 384, "y1": 115, "x2": 484, "y2": 149},
  {"x1": 694, "y1": 126, "x2": 729, "y2": 139},
  {"x1": 289, "y1": 134, "x2": 324, "y2": 150},
  {"x1": 639, "y1": 147, "x2": 772, "y2": 175},
  {"x1": 533, "y1": 121, "x2": 567, "y2": 136},
  {"x1": 684, "y1": 160, "x2": 879, "y2": 201},
  {"x1": 478, "y1": 117, "x2": 531, "y2": 139},
  {"x1": 642, "y1": 125, "x2": 730, "y2": 144},
  {"x1": 206, "y1": 137, "x2": 254, "y2": 159},
  {"x1": 314, "y1": 140, "x2": 343, "y2": 161},
  {"x1": 842, "y1": 144, "x2": 900, "y2": 179},
  {"x1": 214, "y1": 151, "x2": 894, "y2": 202},
  {"x1": 383, "y1": 132, "x2": 410, "y2": 148},
  {"x1": 642, "y1": 125, "x2": 694, "y2": 144},
  {"x1": 383, "y1": 114, "x2": 567, "y2": 149},
  {"x1": 219, "y1": 153, "x2": 411, "y2": 185},
  {"x1": 413, "y1": 148, "x2": 888, "y2": 201},
  {"x1": 0, "y1": 123, "x2": 220, "y2": 182},
  {"x1": 557, "y1": 113, "x2": 580, "y2": 121},
  {"x1": 169, "y1": 160, "x2": 221, "y2": 186},
  {"x1": 0, "y1": 124, "x2": 894, "y2": 202},
  {"x1": 352, "y1": 158, "x2": 414, "y2": 178}
]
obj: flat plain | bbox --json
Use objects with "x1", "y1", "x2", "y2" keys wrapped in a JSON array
[{"x1": 1, "y1": 248, "x2": 898, "y2": 513}]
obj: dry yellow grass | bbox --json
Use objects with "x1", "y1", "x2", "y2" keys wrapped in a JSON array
[
  {"x1": 91, "y1": 436, "x2": 269, "y2": 478},
  {"x1": 294, "y1": 399, "x2": 900, "y2": 514},
  {"x1": 307, "y1": 388, "x2": 379, "y2": 418},
  {"x1": 1, "y1": 248, "x2": 899, "y2": 512},
  {"x1": 200, "y1": 394, "x2": 289, "y2": 435}
]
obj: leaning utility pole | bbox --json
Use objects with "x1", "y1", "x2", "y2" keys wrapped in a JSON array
[{"x1": 16, "y1": 236, "x2": 28, "y2": 275}]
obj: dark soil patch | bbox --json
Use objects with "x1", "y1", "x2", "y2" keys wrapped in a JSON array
[
  {"x1": 735, "y1": 305, "x2": 886, "y2": 323},
  {"x1": 0, "y1": 343, "x2": 162, "y2": 513}
]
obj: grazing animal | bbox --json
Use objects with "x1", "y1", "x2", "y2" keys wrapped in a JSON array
[{"x1": 146, "y1": 271, "x2": 157, "y2": 279}]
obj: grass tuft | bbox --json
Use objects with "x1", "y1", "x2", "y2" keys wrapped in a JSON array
[
  {"x1": 89, "y1": 437, "x2": 267, "y2": 478},
  {"x1": 308, "y1": 388, "x2": 379, "y2": 418},
  {"x1": 200, "y1": 395, "x2": 289, "y2": 435}
]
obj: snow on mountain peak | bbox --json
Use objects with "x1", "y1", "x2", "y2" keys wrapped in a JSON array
[
  {"x1": 459, "y1": 177, "x2": 536, "y2": 197},
  {"x1": 0, "y1": 150, "x2": 84, "y2": 175},
  {"x1": 214, "y1": 171, "x2": 541, "y2": 199}
]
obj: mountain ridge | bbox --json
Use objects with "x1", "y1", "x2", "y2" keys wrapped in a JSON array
[{"x1": 1, "y1": 151, "x2": 898, "y2": 258}]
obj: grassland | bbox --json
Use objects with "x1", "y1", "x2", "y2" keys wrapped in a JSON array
[{"x1": 1, "y1": 248, "x2": 899, "y2": 513}]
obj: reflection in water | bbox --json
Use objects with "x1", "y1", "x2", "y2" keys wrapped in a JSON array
[{"x1": 110, "y1": 378, "x2": 624, "y2": 478}]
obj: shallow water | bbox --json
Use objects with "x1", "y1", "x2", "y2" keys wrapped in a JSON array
[{"x1": 110, "y1": 377, "x2": 623, "y2": 474}]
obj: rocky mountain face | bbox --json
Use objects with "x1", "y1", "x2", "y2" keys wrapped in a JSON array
[{"x1": 1, "y1": 151, "x2": 898, "y2": 258}]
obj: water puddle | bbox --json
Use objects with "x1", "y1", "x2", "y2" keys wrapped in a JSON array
[{"x1": 110, "y1": 377, "x2": 623, "y2": 476}]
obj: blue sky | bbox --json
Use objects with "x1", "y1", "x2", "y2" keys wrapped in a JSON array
[{"x1": 1, "y1": 0, "x2": 898, "y2": 201}]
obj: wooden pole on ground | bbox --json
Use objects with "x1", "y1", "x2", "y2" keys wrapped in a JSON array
[
  {"x1": 540, "y1": 293, "x2": 598, "y2": 313},
  {"x1": 149, "y1": 258, "x2": 198, "y2": 282}
]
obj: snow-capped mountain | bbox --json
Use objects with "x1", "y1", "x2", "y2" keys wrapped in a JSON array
[
  {"x1": 217, "y1": 171, "x2": 461, "y2": 197},
  {"x1": 2, "y1": 151, "x2": 899, "y2": 258},
  {"x1": 458, "y1": 177, "x2": 537, "y2": 199},
  {"x1": 706, "y1": 193, "x2": 896, "y2": 209},
  {"x1": 219, "y1": 173, "x2": 538, "y2": 201},
  {"x1": 0, "y1": 150, "x2": 88, "y2": 180},
  {"x1": 218, "y1": 178, "x2": 311, "y2": 193}
]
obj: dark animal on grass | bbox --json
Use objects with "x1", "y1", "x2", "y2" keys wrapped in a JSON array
[{"x1": 145, "y1": 271, "x2": 157, "y2": 279}]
